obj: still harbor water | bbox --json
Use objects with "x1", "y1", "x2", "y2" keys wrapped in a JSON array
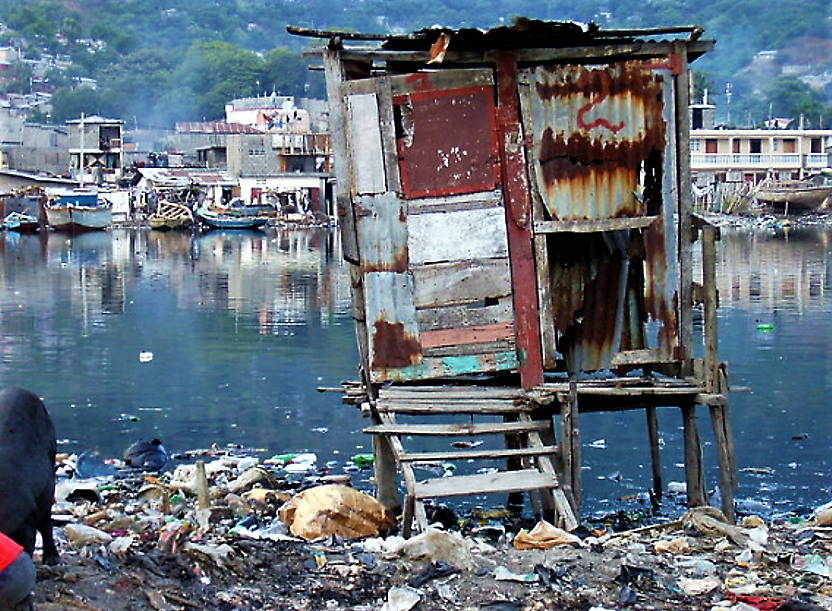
[{"x1": 0, "y1": 225, "x2": 830, "y2": 518}]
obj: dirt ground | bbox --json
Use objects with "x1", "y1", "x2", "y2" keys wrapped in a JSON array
[
  {"x1": 29, "y1": 515, "x2": 832, "y2": 611},
  {"x1": 24, "y1": 448, "x2": 832, "y2": 611}
]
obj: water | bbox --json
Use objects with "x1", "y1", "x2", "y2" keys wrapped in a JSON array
[
  {"x1": 0, "y1": 224, "x2": 829, "y2": 518},
  {"x1": 0, "y1": 228, "x2": 365, "y2": 475}
]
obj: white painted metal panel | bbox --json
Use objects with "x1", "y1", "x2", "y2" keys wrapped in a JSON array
[
  {"x1": 347, "y1": 93, "x2": 387, "y2": 195},
  {"x1": 408, "y1": 206, "x2": 508, "y2": 265}
]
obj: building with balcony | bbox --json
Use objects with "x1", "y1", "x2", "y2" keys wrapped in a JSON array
[
  {"x1": 689, "y1": 105, "x2": 832, "y2": 186},
  {"x1": 67, "y1": 115, "x2": 123, "y2": 185}
]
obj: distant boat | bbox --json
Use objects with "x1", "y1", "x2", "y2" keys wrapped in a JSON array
[
  {"x1": 4, "y1": 211, "x2": 40, "y2": 232},
  {"x1": 148, "y1": 201, "x2": 194, "y2": 231},
  {"x1": 195, "y1": 206, "x2": 268, "y2": 230},
  {"x1": 45, "y1": 192, "x2": 113, "y2": 232},
  {"x1": 754, "y1": 177, "x2": 832, "y2": 213}
]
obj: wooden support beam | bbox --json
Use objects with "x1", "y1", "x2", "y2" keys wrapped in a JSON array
[
  {"x1": 681, "y1": 403, "x2": 706, "y2": 507},
  {"x1": 494, "y1": 50, "x2": 543, "y2": 389},
  {"x1": 365, "y1": 420, "x2": 550, "y2": 436},
  {"x1": 646, "y1": 405, "x2": 663, "y2": 501},
  {"x1": 559, "y1": 381, "x2": 581, "y2": 513},
  {"x1": 703, "y1": 224, "x2": 719, "y2": 392}
]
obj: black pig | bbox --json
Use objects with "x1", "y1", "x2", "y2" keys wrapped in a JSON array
[{"x1": 0, "y1": 388, "x2": 58, "y2": 564}]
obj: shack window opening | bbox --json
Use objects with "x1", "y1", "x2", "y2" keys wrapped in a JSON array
[
  {"x1": 393, "y1": 102, "x2": 413, "y2": 148},
  {"x1": 465, "y1": 297, "x2": 500, "y2": 309}
]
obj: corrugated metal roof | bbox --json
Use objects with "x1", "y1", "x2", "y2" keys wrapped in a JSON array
[
  {"x1": 136, "y1": 167, "x2": 236, "y2": 185},
  {"x1": 175, "y1": 122, "x2": 263, "y2": 134},
  {"x1": 289, "y1": 18, "x2": 709, "y2": 57}
]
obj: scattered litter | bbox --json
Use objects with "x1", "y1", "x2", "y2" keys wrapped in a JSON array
[
  {"x1": 278, "y1": 483, "x2": 394, "y2": 540},
  {"x1": 493, "y1": 565, "x2": 539, "y2": 583},
  {"x1": 38, "y1": 443, "x2": 832, "y2": 610},
  {"x1": 678, "y1": 575, "x2": 721, "y2": 595},
  {"x1": 513, "y1": 520, "x2": 582, "y2": 550},
  {"x1": 139, "y1": 351, "x2": 154, "y2": 362},
  {"x1": 380, "y1": 585, "x2": 421, "y2": 611},
  {"x1": 792, "y1": 553, "x2": 832, "y2": 578}
]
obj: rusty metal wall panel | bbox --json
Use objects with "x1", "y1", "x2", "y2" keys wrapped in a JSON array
[
  {"x1": 364, "y1": 271, "x2": 422, "y2": 373},
  {"x1": 354, "y1": 192, "x2": 408, "y2": 273},
  {"x1": 394, "y1": 85, "x2": 499, "y2": 199},
  {"x1": 548, "y1": 231, "x2": 629, "y2": 372},
  {"x1": 525, "y1": 62, "x2": 666, "y2": 222}
]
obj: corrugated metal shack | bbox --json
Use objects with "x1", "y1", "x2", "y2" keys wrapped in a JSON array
[{"x1": 293, "y1": 19, "x2": 735, "y2": 534}]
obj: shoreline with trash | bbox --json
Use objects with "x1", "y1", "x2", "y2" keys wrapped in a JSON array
[{"x1": 27, "y1": 443, "x2": 832, "y2": 610}]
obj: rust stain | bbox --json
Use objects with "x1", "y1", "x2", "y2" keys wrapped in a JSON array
[
  {"x1": 531, "y1": 62, "x2": 667, "y2": 222},
  {"x1": 549, "y1": 232, "x2": 626, "y2": 372},
  {"x1": 372, "y1": 320, "x2": 422, "y2": 368},
  {"x1": 360, "y1": 244, "x2": 409, "y2": 273}
]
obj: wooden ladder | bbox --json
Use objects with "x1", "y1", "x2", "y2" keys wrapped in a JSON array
[{"x1": 364, "y1": 386, "x2": 578, "y2": 537}]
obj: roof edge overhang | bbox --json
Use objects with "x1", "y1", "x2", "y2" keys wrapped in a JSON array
[{"x1": 289, "y1": 18, "x2": 714, "y2": 66}]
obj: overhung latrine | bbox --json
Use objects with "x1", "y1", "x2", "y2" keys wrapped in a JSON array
[{"x1": 292, "y1": 19, "x2": 736, "y2": 533}]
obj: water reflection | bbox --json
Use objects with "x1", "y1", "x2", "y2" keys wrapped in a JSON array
[
  {"x1": 0, "y1": 228, "x2": 363, "y2": 478},
  {"x1": 0, "y1": 225, "x2": 830, "y2": 517},
  {"x1": 714, "y1": 225, "x2": 832, "y2": 515}
]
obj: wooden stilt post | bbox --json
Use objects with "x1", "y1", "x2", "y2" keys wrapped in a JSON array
[
  {"x1": 709, "y1": 403, "x2": 735, "y2": 522},
  {"x1": 681, "y1": 403, "x2": 706, "y2": 507},
  {"x1": 645, "y1": 405, "x2": 663, "y2": 501},
  {"x1": 373, "y1": 428, "x2": 400, "y2": 513},
  {"x1": 559, "y1": 381, "x2": 581, "y2": 513}
]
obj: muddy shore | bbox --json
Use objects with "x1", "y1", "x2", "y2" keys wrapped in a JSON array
[{"x1": 26, "y1": 442, "x2": 832, "y2": 611}]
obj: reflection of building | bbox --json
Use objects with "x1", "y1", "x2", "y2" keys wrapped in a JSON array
[{"x1": 716, "y1": 229, "x2": 832, "y2": 312}]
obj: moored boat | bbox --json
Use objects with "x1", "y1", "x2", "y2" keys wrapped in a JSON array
[
  {"x1": 195, "y1": 206, "x2": 268, "y2": 230},
  {"x1": 148, "y1": 201, "x2": 194, "y2": 231},
  {"x1": 4, "y1": 211, "x2": 40, "y2": 232},
  {"x1": 45, "y1": 192, "x2": 112, "y2": 232},
  {"x1": 754, "y1": 177, "x2": 832, "y2": 212}
]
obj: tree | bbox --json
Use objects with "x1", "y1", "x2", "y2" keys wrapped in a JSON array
[
  {"x1": 49, "y1": 86, "x2": 105, "y2": 124},
  {"x1": 168, "y1": 42, "x2": 262, "y2": 121},
  {"x1": 3, "y1": 60, "x2": 32, "y2": 94},
  {"x1": 765, "y1": 77, "x2": 832, "y2": 128},
  {"x1": 261, "y1": 47, "x2": 309, "y2": 98}
]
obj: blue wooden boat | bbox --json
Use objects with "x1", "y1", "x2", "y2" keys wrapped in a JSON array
[
  {"x1": 195, "y1": 207, "x2": 268, "y2": 230},
  {"x1": 4, "y1": 211, "x2": 40, "y2": 232}
]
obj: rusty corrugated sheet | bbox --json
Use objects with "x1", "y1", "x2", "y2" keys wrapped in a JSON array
[
  {"x1": 549, "y1": 232, "x2": 628, "y2": 371},
  {"x1": 529, "y1": 62, "x2": 666, "y2": 222}
]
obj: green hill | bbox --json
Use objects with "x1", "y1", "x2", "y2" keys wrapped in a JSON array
[{"x1": 1, "y1": 0, "x2": 829, "y2": 128}]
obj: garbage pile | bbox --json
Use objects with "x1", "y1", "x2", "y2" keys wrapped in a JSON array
[{"x1": 31, "y1": 446, "x2": 832, "y2": 610}]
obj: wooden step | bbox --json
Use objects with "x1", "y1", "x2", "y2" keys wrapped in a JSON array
[
  {"x1": 364, "y1": 420, "x2": 550, "y2": 437},
  {"x1": 399, "y1": 445, "x2": 558, "y2": 463},
  {"x1": 413, "y1": 469, "x2": 557, "y2": 499}
]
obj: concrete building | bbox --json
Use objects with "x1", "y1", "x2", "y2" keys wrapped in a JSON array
[
  {"x1": 689, "y1": 105, "x2": 832, "y2": 185},
  {"x1": 67, "y1": 115, "x2": 124, "y2": 185}
]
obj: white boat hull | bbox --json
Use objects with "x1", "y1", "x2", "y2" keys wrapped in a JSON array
[{"x1": 46, "y1": 203, "x2": 113, "y2": 231}]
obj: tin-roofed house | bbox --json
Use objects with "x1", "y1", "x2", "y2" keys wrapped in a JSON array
[{"x1": 292, "y1": 19, "x2": 735, "y2": 535}]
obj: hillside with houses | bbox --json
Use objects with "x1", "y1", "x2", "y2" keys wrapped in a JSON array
[{"x1": 0, "y1": 1, "x2": 830, "y2": 130}]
